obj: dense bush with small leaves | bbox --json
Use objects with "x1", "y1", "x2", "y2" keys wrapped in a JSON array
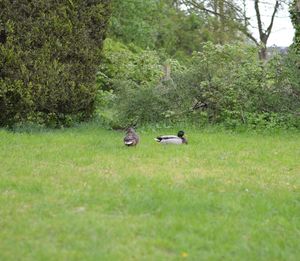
[
  {"x1": 96, "y1": 39, "x2": 170, "y2": 126},
  {"x1": 96, "y1": 41, "x2": 299, "y2": 129},
  {"x1": 0, "y1": 0, "x2": 111, "y2": 127},
  {"x1": 167, "y1": 43, "x2": 266, "y2": 122},
  {"x1": 163, "y1": 43, "x2": 299, "y2": 128},
  {"x1": 284, "y1": 0, "x2": 300, "y2": 124},
  {"x1": 290, "y1": 0, "x2": 300, "y2": 52},
  {"x1": 265, "y1": 51, "x2": 300, "y2": 117},
  {"x1": 97, "y1": 38, "x2": 163, "y2": 91}
]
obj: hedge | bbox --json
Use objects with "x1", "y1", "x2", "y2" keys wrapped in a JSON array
[{"x1": 0, "y1": 0, "x2": 111, "y2": 127}]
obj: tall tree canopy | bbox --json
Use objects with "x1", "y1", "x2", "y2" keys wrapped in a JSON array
[
  {"x1": 181, "y1": 0, "x2": 288, "y2": 59},
  {"x1": 108, "y1": 0, "x2": 243, "y2": 59}
]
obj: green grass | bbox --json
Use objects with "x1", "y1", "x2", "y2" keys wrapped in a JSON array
[{"x1": 0, "y1": 125, "x2": 299, "y2": 260}]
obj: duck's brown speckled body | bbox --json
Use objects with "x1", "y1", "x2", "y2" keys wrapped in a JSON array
[{"x1": 124, "y1": 128, "x2": 139, "y2": 146}]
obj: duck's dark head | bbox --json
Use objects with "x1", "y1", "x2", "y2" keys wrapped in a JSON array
[
  {"x1": 126, "y1": 127, "x2": 135, "y2": 134},
  {"x1": 177, "y1": 130, "x2": 185, "y2": 137}
]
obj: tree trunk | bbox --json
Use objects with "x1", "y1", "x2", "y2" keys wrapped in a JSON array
[
  {"x1": 254, "y1": 0, "x2": 279, "y2": 60},
  {"x1": 259, "y1": 46, "x2": 267, "y2": 60}
]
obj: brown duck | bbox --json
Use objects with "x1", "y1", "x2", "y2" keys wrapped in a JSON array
[{"x1": 124, "y1": 127, "x2": 139, "y2": 146}]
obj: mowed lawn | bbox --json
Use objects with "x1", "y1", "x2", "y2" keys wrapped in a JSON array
[{"x1": 0, "y1": 125, "x2": 299, "y2": 261}]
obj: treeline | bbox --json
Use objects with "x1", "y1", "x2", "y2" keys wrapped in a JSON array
[
  {"x1": 96, "y1": 0, "x2": 300, "y2": 129},
  {"x1": 0, "y1": 0, "x2": 299, "y2": 129}
]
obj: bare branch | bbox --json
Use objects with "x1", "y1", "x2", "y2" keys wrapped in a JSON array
[
  {"x1": 266, "y1": 1, "x2": 279, "y2": 37},
  {"x1": 241, "y1": 27, "x2": 260, "y2": 46},
  {"x1": 180, "y1": 0, "x2": 284, "y2": 55},
  {"x1": 181, "y1": 0, "x2": 259, "y2": 45},
  {"x1": 181, "y1": 0, "x2": 222, "y2": 16}
]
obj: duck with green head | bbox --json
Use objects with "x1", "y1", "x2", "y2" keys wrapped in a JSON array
[{"x1": 155, "y1": 130, "x2": 187, "y2": 144}]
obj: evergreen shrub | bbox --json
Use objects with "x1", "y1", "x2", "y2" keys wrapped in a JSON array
[{"x1": 0, "y1": 0, "x2": 111, "y2": 127}]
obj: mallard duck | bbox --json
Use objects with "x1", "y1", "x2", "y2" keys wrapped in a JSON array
[
  {"x1": 124, "y1": 127, "x2": 139, "y2": 146},
  {"x1": 155, "y1": 130, "x2": 187, "y2": 144}
]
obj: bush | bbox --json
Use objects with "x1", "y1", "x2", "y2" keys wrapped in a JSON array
[
  {"x1": 0, "y1": 0, "x2": 111, "y2": 127},
  {"x1": 96, "y1": 39, "x2": 170, "y2": 127},
  {"x1": 97, "y1": 38, "x2": 163, "y2": 90},
  {"x1": 223, "y1": 112, "x2": 300, "y2": 130},
  {"x1": 97, "y1": 41, "x2": 299, "y2": 129},
  {"x1": 263, "y1": 50, "x2": 300, "y2": 120},
  {"x1": 170, "y1": 43, "x2": 300, "y2": 128},
  {"x1": 166, "y1": 43, "x2": 266, "y2": 122},
  {"x1": 290, "y1": 0, "x2": 300, "y2": 52}
]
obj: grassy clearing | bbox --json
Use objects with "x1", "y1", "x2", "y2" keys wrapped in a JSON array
[{"x1": 0, "y1": 125, "x2": 299, "y2": 260}]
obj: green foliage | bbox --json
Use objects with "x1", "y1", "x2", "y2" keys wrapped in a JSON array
[
  {"x1": 168, "y1": 43, "x2": 266, "y2": 122},
  {"x1": 0, "y1": 0, "x2": 111, "y2": 127},
  {"x1": 224, "y1": 112, "x2": 300, "y2": 130},
  {"x1": 109, "y1": 0, "x2": 159, "y2": 49},
  {"x1": 265, "y1": 50, "x2": 300, "y2": 116},
  {"x1": 94, "y1": 89, "x2": 116, "y2": 127},
  {"x1": 98, "y1": 39, "x2": 163, "y2": 90},
  {"x1": 166, "y1": 43, "x2": 299, "y2": 128},
  {"x1": 285, "y1": 1, "x2": 300, "y2": 125},
  {"x1": 290, "y1": 0, "x2": 300, "y2": 52},
  {"x1": 97, "y1": 41, "x2": 299, "y2": 129},
  {"x1": 108, "y1": 0, "x2": 243, "y2": 60},
  {"x1": 96, "y1": 38, "x2": 169, "y2": 127},
  {"x1": 283, "y1": 52, "x2": 300, "y2": 105}
]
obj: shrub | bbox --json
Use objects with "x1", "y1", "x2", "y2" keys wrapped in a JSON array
[
  {"x1": 96, "y1": 39, "x2": 169, "y2": 127},
  {"x1": 290, "y1": 0, "x2": 300, "y2": 52},
  {"x1": 97, "y1": 41, "x2": 299, "y2": 129},
  {"x1": 265, "y1": 51, "x2": 300, "y2": 115},
  {"x1": 97, "y1": 38, "x2": 163, "y2": 91},
  {"x1": 0, "y1": 0, "x2": 111, "y2": 127},
  {"x1": 168, "y1": 43, "x2": 266, "y2": 123}
]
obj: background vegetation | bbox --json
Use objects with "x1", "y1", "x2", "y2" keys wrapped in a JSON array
[
  {"x1": 290, "y1": 0, "x2": 300, "y2": 51},
  {"x1": 0, "y1": 0, "x2": 299, "y2": 129},
  {"x1": 95, "y1": 0, "x2": 300, "y2": 130},
  {"x1": 0, "y1": 0, "x2": 111, "y2": 127}
]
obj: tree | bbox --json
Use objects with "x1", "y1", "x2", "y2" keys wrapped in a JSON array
[
  {"x1": 108, "y1": 0, "x2": 159, "y2": 49},
  {"x1": 286, "y1": 0, "x2": 300, "y2": 113},
  {"x1": 0, "y1": 0, "x2": 111, "y2": 127},
  {"x1": 253, "y1": 0, "x2": 280, "y2": 59},
  {"x1": 108, "y1": 0, "x2": 243, "y2": 59},
  {"x1": 180, "y1": 0, "x2": 288, "y2": 59},
  {"x1": 178, "y1": 0, "x2": 244, "y2": 44},
  {"x1": 290, "y1": 0, "x2": 300, "y2": 51}
]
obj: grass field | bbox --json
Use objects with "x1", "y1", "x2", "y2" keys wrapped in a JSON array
[{"x1": 0, "y1": 124, "x2": 299, "y2": 260}]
